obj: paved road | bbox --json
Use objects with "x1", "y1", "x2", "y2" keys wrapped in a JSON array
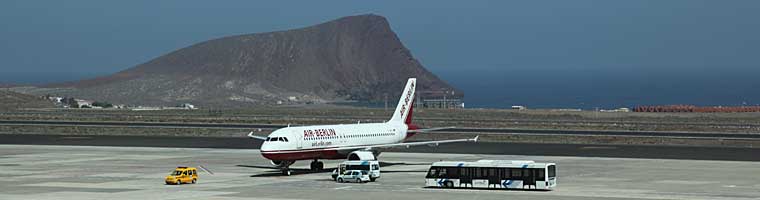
[
  {"x1": 2, "y1": 134, "x2": 759, "y2": 161},
  {"x1": 2, "y1": 120, "x2": 759, "y2": 139}
]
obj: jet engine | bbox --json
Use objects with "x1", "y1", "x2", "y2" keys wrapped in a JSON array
[{"x1": 347, "y1": 151, "x2": 377, "y2": 161}]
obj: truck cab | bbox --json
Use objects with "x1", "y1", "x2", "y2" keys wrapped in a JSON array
[{"x1": 165, "y1": 167, "x2": 198, "y2": 185}]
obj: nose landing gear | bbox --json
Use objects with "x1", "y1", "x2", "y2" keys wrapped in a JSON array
[{"x1": 310, "y1": 159, "x2": 324, "y2": 171}]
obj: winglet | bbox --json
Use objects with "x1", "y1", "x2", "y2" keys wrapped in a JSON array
[{"x1": 471, "y1": 135, "x2": 479, "y2": 142}]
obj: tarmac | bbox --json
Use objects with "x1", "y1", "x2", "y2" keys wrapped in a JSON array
[{"x1": 1, "y1": 145, "x2": 759, "y2": 200}]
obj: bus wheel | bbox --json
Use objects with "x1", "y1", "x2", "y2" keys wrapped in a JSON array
[{"x1": 445, "y1": 181, "x2": 453, "y2": 188}]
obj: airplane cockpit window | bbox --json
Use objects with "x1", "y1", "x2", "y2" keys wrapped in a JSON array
[{"x1": 283, "y1": 137, "x2": 289, "y2": 142}]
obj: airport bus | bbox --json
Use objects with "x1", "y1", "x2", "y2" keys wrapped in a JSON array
[{"x1": 425, "y1": 160, "x2": 556, "y2": 190}]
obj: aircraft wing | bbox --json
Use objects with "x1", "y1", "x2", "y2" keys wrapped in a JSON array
[
  {"x1": 247, "y1": 132, "x2": 268, "y2": 140},
  {"x1": 330, "y1": 135, "x2": 479, "y2": 152},
  {"x1": 406, "y1": 126, "x2": 455, "y2": 133}
]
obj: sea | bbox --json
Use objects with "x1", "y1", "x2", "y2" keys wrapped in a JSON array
[{"x1": 435, "y1": 68, "x2": 760, "y2": 110}]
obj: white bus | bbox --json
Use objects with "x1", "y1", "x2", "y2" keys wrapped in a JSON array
[{"x1": 425, "y1": 160, "x2": 556, "y2": 190}]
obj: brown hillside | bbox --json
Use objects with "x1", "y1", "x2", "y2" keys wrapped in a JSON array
[
  {"x1": 45, "y1": 14, "x2": 461, "y2": 107},
  {"x1": 0, "y1": 90, "x2": 54, "y2": 110}
]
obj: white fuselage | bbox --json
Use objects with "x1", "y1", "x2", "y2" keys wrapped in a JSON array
[{"x1": 260, "y1": 122, "x2": 409, "y2": 161}]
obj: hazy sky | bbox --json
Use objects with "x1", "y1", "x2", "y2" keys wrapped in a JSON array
[
  {"x1": 2, "y1": 1, "x2": 760, "y2": 108},
  {"x1": 2, "y1": 0, "x2": 758, "y2": 84}
]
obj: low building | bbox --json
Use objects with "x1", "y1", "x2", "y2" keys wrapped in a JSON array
[
  {"x1": 182, "y1": 103, "x2": 197, "y2": 109},
  {"x1": 75, "y1": 99, "x2": 93, "y2": 108},
  {"x1": 420, "y1": 98, "x2": 464, "y2": 109}
]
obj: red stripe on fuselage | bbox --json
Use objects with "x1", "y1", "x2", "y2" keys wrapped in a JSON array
[{"x1": 261, "y1": 149, "x2": 346, "y2": 161}]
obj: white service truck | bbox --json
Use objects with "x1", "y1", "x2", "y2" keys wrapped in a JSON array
[{"x1": 332, "y1": 160, "x2": 381, "y2": 182}]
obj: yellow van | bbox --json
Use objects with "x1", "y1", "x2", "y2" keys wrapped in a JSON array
[{"x1": 165, "y1": 167, "x2": 198, "y2": 185}]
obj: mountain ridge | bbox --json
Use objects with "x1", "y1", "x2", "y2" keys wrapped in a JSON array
[{"x1": 39, "y1": 14, "x2": 461, "y2": 107}]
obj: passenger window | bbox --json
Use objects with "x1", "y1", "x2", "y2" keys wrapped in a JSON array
[
  {"x1": 538, "y1": 169, "x2": 545, "y2": 180},
  {"x1": 512, "y1": 168, "x2": 522, "y2": 178}
]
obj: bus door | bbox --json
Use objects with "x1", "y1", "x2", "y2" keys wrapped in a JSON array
[{"x1": 523, "y1": 168, "x2": 536, "y2": 189}]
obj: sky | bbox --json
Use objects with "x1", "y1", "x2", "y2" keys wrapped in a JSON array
[{"x1": 1, "y1": 1, "x2": 759, "y2": 108}]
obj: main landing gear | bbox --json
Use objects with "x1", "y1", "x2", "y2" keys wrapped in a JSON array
[{"x1": 310, "y1": 159, "x2": 324, "y2": 171}]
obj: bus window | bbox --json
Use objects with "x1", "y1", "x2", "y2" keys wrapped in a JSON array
[
  {"x1": 347, "y1": 165, "x2": 370, "y2": 171},
  {"x1": 487, "y1": 168, "x2": 497, "y2": 177},
  {"x1": 447, "y1": 167, "x2": 459, "y2": 179},
  {"x1": 538, "y1": 169, "x2": 545, "y2": 181},
  {"x1": 548, "y1": 165, "x2": 556, "y2": 178},
  {"x1": 474, "y1": 168, "x2": 484, "y2": 179},
  {"x1": 500, "y1": 168, "x2": 511, "y2": 180},
  {"x1": 437, "y1": 168, "x2": 448, "y2": 178},
  {"x1": 511, "y1": 168, "x2": 522, "y2": 179},
  {"x1": 426, "y1": 167, "x2": 439, "y2": 178}
]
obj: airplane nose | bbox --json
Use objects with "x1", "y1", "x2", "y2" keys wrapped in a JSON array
[{"x1": 260, "y1": 141, "x2": 271, "y2": 151}]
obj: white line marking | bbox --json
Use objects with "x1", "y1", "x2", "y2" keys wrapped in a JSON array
[{"x1": 335, "y1": 186, "x2": 353, "y2": 190}]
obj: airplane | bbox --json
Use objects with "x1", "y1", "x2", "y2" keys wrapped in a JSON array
[{"x1": 248, "y1": 78, "x2": 478, "y2": 175}]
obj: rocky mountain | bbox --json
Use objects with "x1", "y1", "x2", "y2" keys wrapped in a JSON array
[{"x1": 39, "y1": 14, "x2": 461, "y2": 107}]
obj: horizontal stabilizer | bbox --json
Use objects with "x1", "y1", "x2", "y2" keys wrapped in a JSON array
[{"x1": 247, "y1": 132, "x2": 268, "y2": 140}]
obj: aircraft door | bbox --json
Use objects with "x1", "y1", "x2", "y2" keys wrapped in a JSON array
[{"x1": 296, "y1": 129, "x2": 303, "y2": 149}]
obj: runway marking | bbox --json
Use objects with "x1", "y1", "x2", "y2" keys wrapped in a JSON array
[
  {"x1": 579, "y1": 146, "x2": 618, "y2": 150},
  {"x1": 58, "y1": 136, "x2": 93, "y2": 140},
  {"x1": 334, "y1": 186, "x2": 352, "y2": 190}
]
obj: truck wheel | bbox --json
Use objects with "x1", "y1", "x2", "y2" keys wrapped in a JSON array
[
  {"x1": 176, "y1": 180, "x2": 181, "y2": 185},
  {"x1": 370, "y1": 178, "x2": 376, "y2": 182}
]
